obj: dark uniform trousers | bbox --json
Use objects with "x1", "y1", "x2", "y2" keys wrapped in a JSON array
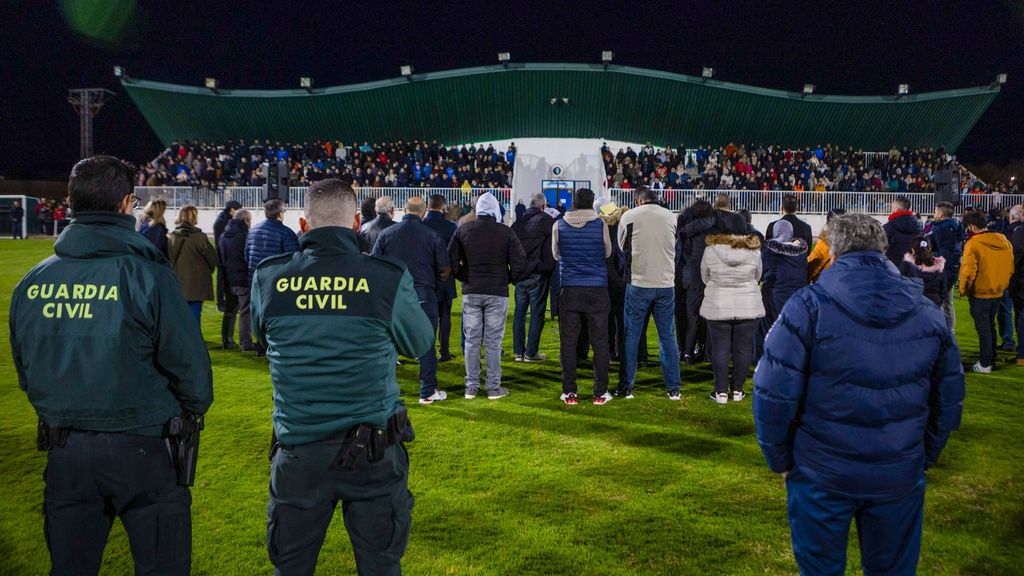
[
  {"x1": 267, "y1": 441, "x2": 413, "y2": 576},
  {"x1": 558, "y1": 287, "x2": 611, "y2": 396},
  {"x1": 44, "y1": 431, "x2": 191, "y2": 576},
  {"x1": 417, "y1": 292, "x2": 440, "y2": 399}
]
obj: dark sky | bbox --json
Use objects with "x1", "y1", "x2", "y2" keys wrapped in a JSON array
[{"x1": 2, "y1": 0, "x2": 1022, "y2": 180}]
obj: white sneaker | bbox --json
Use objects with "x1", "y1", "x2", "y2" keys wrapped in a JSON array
[
  {"x1": 971, "y1": 362, "x2": 993, "y2": 374},
  {"x1": 419, "y1": 390, "x2": 447, "y2": 405},
  {"x1": 731, "y1": 391, "x2": 747, "y2": 402},
  {"x1": 523, "y1": 354, "x2": 548, "y2": 363},
  {"x1": 709, "y1": 392, "x2": 728, "y2": 404},
  {"x1": 593, "y1": 392, "x2": 613, "y2": 405},
  {"x1": 514, "y1": 354, "x2": 525, "y2": 362},
  {"x1": 465, "y1": 389, "x2": 478, "y2": 399}
]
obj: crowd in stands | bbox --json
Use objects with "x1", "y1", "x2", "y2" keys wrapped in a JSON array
[
  {"x1": 31, "y1": 199, "x2": 71, "y2": 235},
  {"x1": 600, "y1": 142, "x2": 994, "y2": 194},
  {"x1": 136, "y1": 140, "x2": 516, "y2": 190}
]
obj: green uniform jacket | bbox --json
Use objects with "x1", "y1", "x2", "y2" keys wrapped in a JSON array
[
  {"x1": 169, "y1": 222, "x2": 218, "y2": 301},
  {"x1": 9, "y1": 212, "x2": 214, "y2": 435},
  {"x1": 252, "y1": 226, "x2": 434, "y2": 445}
]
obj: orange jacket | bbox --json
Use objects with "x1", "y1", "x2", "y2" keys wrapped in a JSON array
[
  {"x1": 959, "y1": 231, "x2": 1014, "y2": 298},
  {"x1": 807, "y1": 236, "x2": 832, "y2": 283}
]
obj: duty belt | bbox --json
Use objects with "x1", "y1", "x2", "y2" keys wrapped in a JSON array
[{"x1": 269, "y1": 406, "x2": 414, "y2": 470}]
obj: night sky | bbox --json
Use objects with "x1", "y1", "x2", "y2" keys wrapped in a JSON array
[{"x1": 2, "y1": 0, "x2": 1022, "y2": 180}]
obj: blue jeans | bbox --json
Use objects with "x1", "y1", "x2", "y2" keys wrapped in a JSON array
[
  {"x1": 787, "y1": 474, "x2": 925, "y2": 576},
  {"x1": 513, "y1": 274, "x2": 549, "y2": 357},
  {"x1": 622, "y1": 285, "x2": 680, "y2": 391},
  {"x1": 462, "y1": 294, "x2": 509, "y2": 394},
  {"x1": 188, "y1": 301, "x2": 203, "y2": 323},
  {"x1": 997, "y1": 290, "x2": 1016, "y2": 346},
  {"x1": 418, "y1": 296, "x2": 439, "y2": 399}
]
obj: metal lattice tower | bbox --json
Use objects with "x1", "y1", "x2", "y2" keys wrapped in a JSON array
[{"x1": 68, "y1": 89, "x2": 115, "y2": 159}]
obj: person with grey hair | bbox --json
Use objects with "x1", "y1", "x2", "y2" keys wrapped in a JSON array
[
  {"x1": 252, "y1": 178, "x2": 433, "y2": 575},
  {"x1": 510, "y1": 192, "x2": 556, "y2": 362},
  {"x1": 218, "y1": 208, "x2": 253, "y2": 350},
  {"x1": 754, "y1": 212, "x2": 965, "y2": 575},
  {"x1": 360, "y1": 195, "x2": 395, "y2": 250}
]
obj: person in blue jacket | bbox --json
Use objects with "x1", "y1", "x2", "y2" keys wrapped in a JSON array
[
  {"x1": 762, "y1": 219, "x2": 808, "y2": 314},
  {"x1": 244, "y1": 198, "x2": 299, "y2": 355},
  {"x1": 925, "y1": 202, "x2": 965, "y2": 335},
  {"x1": 753, "y1": 213, "x2": 965, "y2": 576}
]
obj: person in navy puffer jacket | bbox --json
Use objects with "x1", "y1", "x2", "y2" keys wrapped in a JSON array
[
  {"x1": 762, "y1": 219, "x2": 808, "y2": 314},
  {"x1": 753, "y1": 213, "x2": 965, "y2": 576},
  {"x1": 245, "y1": 199, "x2": 300, "y2": 283}
]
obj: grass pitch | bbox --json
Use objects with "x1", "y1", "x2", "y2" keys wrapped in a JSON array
[{"x1": 1, "y1": 238, "x2": 1022, "y2": 575}]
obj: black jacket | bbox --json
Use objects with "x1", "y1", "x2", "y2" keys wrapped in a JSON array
[
  {"x1": 766, "y1": 214, "x2": 813, "y2": 247},
  {"x1": 1010, "y1": 223, "x2": 1024, "y2": 306},
  {"x1": 899, "y1": 255, "x2": 948, "y2": 307},
  {"x1": 884, "y1": 212, "x2": 923, "y2": 266},
  {"x1": 140, "y1": 221, "x2": 169, "y2": 258},
  {"x1": 448, "y1": 215, "x2": 528, "y2": 296},
  {"x1": 423, "y1": 211, "x2": 458, "y2": 300},
  {"x1": 361, "y1": 213, "x2": 395, "y2": 251},
  {"x1": 511, "y1": 207, "x2": 556, "y2": 277},
  {"x1": 218, "y1": 218, "x2": 250, "y2": 290},
  {"x1": 679, "y1": 215, "x2": 718, "y2": 289}
]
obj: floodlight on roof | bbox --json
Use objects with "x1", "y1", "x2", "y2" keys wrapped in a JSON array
[
  {"x1": 498, "y1": 52, "x2": 511, "y2": 63},
  {"x1": 702, "y1": 67, "x2": 714, "y2": 79},
  {"x1": 802, "y1": 83, "x2": 815, "y2": 95},
  {"x1": 300, "y1": 77, "x2": 313, "y2": 89},
  {"x1": 400, "y1": 65, "x2": 413, "y2": 78},
  {"x1": 996, "y1": 73, "x2": 1007, "y2": 85},
  {"x1": 897, "y1": 83, "x2": 910, "y2": 96},
  {"x1": 205, "y1": 77, "x2": 218, "y2": 90},
  {"x1": 113, "y1": 65, "x2": 125, "y2": 78}
]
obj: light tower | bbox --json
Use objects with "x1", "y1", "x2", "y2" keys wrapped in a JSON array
[{"x1": 67, "y1": 88, "x2": 115, "y2": 159}]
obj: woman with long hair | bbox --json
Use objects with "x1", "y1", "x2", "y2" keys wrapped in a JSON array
[
  {"x1": 168, "y1": 205, "x2": 218, "y2": 323},
  {"x1": 899, "y1": 235, "x2": 947, "y2": 307},
  {"x1": 139, "y1": 199, "x2": 169, "y2": 257}
]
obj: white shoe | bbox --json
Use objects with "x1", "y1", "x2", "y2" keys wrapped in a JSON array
[
  {"x1": 465, "y1": 389, "x2": 478, "y2": 399},
  {"x1": 514, "y1": 354, "x2": 524, "y2": 362},
  {"x1": 419, "y1": 390, "x2": 447, "y2": 405},
  {"x1": 732, "y1": 391, "x2": 747, "y2": 402},
  {"x1": 523, "y1": 354, "x2": 547, "y2": 362},
  {"x1": 593, "y1": 392, "x2": 613, "y2": 405},
  {"x1": 971, "y1": 362, "x2": 993, "y2": 374},
  {"x1": 709, "y1": 392, "x2": 728, "y2": 404}
]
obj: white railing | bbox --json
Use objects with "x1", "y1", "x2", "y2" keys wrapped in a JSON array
[
  {"x1": 135, "y1": 186, "x2": 1020, "y2": 216},
  {"x1": 134, "y1": 186, "x2": 511, "y2": 211}
]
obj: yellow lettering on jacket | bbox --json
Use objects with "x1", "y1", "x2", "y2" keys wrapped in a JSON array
[{"x1": 26, "y1": 283, "x2": 115, "y2": 319}]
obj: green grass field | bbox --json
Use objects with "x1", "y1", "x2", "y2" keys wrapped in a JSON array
[{"x1": 1, "y1": 238, "x2": 1022, "y2": 575}]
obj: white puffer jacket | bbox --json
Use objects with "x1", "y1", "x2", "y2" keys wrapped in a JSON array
[{"x1": 699, "y1": 234, "x2": 765, "y2": 321}]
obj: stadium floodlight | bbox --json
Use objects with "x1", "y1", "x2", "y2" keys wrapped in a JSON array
[
  {"x1": 550, "y1": 97, "x2": 558, "y2": 105},
  {"x1": 205, "y1": 77, "x2": 219, "y2": 91},
  {"x1": 897, "y1": 83, "x2": 910, "y2": 96},
  {"x1": 602, "y1": 51, "x2": 613, "y2": 68},
  {"x1": 561, "y1": 97, "x2": 569, "y2": 104},
  {"x1": 996, "y1": 73, "x2": 1008, "y2": 85},
  {"x1": 498, "y1": 52, "x2": 511, "y2": 64},
  {"x1": 400, "y1": 65, "x2": 413, "y2": 78},
  {"x1": 702, "y1": 67, "x2": 714, "y2": 79},
  {"x1": 113, "y1": 65, "x2": 125, "y2": 78},
  {"x1": 802, "y1": 83, "x2": 815, "y2": 95},
  {"x1": 300, "y1": 77, "x2": 313, "y2": 89}
]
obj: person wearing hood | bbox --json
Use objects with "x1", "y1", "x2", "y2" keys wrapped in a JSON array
[
  {"x1": 677, "y1": 199, "x2": 718, "y2": 364},
  {"x1": 510, "y1": 193, "x2": 556, "y2": 362},
  {"x1": 700, "y1": 233, "x2": 764, "y2": 404},
  {"x1": 925, "y1": 202, "x2": 965, "y2": 334},
  {"x1": 9, "y1": 155, "x2": 213, "y2": 574},
  {"x1": 883, "y1": 196, "x2": 922, "y2": 266},
  {"x1": 899, "y1": 236, "x2": 947, "y2": 307},
  {"x1": 169, "y1": 205, "x2": 219, "y2": 323},
  {"x1": 448, "y1": 192, "x2": 528, "y2": 400},
  {"x1": 552, "y1": 188, "x2": 614, "y2": 405},
  {"x1": 762, "y1": 219, "x2": 809, "y2": 315},
  {"x1": 960, "y1": 209, "x2": 1015, "y2": 373},
  {"x1": 753, "y1": 213, "x2": 964, "y2": 576},
  {"x1": 218, "y1": 209, "x2": 253, "y2": 351}
]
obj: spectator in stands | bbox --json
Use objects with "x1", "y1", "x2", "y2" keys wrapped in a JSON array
[
  {"x1": 762, "y1": 220, "x2": 809, "y2": 315},
  {"x1": 423, "y1": 194, "x2": 458, "y2": 362},
  {"x1": 617, "y1": 187, "x2": 681, "y2": 400},
  {"x1": 925, "y1": 202, "x2": 965, "y2": 334},
  {"x1": 218, "y1": 210, "x2": 253, "y2": 351},
  {"x1": 899, "y1": 236, "x2": 947, "y2": 307},
  {"x1": 168, "y1": 205, "x2": 218, "y2": 323},
  {"x1": 213, "y1": 200, "x2": 242, "y2": 348},
  {"x1": 753, "y1": 212, "x2": 964, "y2": 576},
  {"x1": 9, "y1": 200, "x2": 23, "y2": 239},
  {"x1": 448, "y1": 192, "x2": 527, "y2": 400},
  {"x1": 678, "y1": 200, "x2": 717, "y2": 364},
  {"x1": 361, "y1": 196, "x2": 395, "y2": 250},
  {"x1": 884, "y1": 196, "x2": 923, "y2": 266},
  {"x1": 766, "y1": 194, "x2": 813, "y2": 246},
  {"x1": 552, "y1": 188, "x2": 613, "y2": 405},
  {"x1": 510, "y1": 193, "x2": 556, "y2": 363},
  {"x1": 373, "y1": 196, "x2": 451, "y2": 405},
  {"x1": 1009, "y1": 205, "x2": 1024, "y2": 365},
  {"x1": 700, "y1": 231, "x2": 764, "y2": 404},
  {"x1": 139, "y1": 199, "x2": 169, "y2": 258},
  {"x1": 960, "y1": 209, "x2": 1015, "y2": 373},
  {"x1": 807, "y1": 209, "x2": 845, "y2": 284}
]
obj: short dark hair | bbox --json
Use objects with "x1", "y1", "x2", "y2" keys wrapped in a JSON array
[
  {"x1": 781, "y1": 194, "x2": 799, "y2": 214},
  {"x1": 935, "y1": 202, "x2": 955, "y2": 218},
  {"x1": 962, "y1": 210, "x2": 987, "y2": 230},
  {"x1": 893, "y1": 196, "x2": 911, "y2": 211},
  {"x1": 737, "y1": 208, "x2": 753, "y2": 225},
  {"x1": 574, "y1": 188, "x2": 595, "y2": 210},
  {"x1": 637, "y1": 186, "x2": 660, "y2": 204},
  {"x1": 68, "y1": 155, "x2": 134, "y2": 213},
  {"x1": 428, "y1": 194, "x2": 447, "y2": 210},
  {"x1": 264, "y1": 198, "x2": 285, "y2": 220},
  {"x1": 689, "y1": 199, "x2": 714, "y2": 219}
]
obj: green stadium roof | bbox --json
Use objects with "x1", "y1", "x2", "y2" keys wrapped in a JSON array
[{"x1": 121, "y1": 63, "x2": 1000, "y2": 152}]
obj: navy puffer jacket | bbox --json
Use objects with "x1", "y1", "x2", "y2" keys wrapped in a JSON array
[
  {"x1": 218, "y1": 218, "x2": 249, "y2": 290},
  {"x1": 762, "y1": 238, "x2": 808, "y2": 313},
  {"x1": 245, "y1": 219, "x2": 299, "y2": 282},
  {"x1": 753, "y1": 252, "x2": 964, "y2": 500}
]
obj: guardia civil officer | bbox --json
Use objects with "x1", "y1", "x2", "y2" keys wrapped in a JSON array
[
  {"x1": 9, "y1": 155, "x2": 214, "y2": 575},
  {"x1": 252, "y1": 178, "x2": 434, "y2": 576}
]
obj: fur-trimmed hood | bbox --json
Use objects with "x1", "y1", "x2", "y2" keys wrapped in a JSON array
[
  {"x1": 598, "y1": 205, "x2": 629, "y2": 227},
  {"x1": 766, "y1": 237, "x2": 809, "y2": 256},
  {"x1": 705, "y1": 234, "x2": 762, "y2": 250},
  {"x1": 903, "y1": 253, "x2": 946, "y2": 274}
]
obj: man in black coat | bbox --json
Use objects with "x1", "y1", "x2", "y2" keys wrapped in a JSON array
[
  {"x1": 510, "y1": 193, "x2": 556, "y2": 362},
  {"x1": 213, "y1": 200, "x2": 242, "y2": 347},
  {"x1": 217, "y1": 210, "x2": 253, "y2": 350},
  {"x1": 361, "y1": 196, "x2": 396, "y2": 250},
  {"x1": 766, "y1": 194, "x2": 813, "y2": 247},
  {"x1": 884, "y1": 196, "x2": 923, "y2": 266},
  {"x1": 10, "y1": 200, "x2": 24, "y2": 239},
  {"x1": 423, "y1": 194, "x2": 459, "y2": 361}
]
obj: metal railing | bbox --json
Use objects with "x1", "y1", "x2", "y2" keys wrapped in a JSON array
[{"x1": 135, "y1": 186, "x2": 1020, "y2": 216}]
